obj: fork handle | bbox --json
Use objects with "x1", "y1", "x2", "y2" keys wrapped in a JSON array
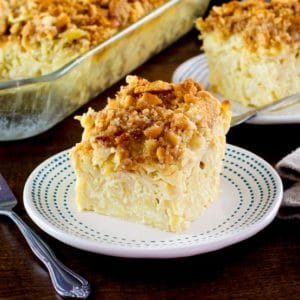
[
  {"x1": 230, "y1": 109, "x2": 258, "y2": 127},
  {"x1": 3, "y1": 210, "x2": 91, "y2": 298}
]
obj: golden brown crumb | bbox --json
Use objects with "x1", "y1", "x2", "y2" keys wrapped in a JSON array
[
  {"x1": 0, "y1": 0, "x2": 166, "y2": 48},
  {"x1": 197, "y1": 0, "x2": 300, "y2": 49},
  {"x1": 78, "y1": 76, "x2": 227, "y2": 170}
]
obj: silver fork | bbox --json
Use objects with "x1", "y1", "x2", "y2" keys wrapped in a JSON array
[
  {"x1": 230, "y1": 92, "x2": 300, "y2": 127},
  {"x1": 0, "y1": 173, "x2": 91, "y2": 298}
]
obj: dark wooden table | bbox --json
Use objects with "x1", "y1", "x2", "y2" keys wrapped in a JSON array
[{"x1": 0, "y1": 27, "x2": 300, "y2": 300}]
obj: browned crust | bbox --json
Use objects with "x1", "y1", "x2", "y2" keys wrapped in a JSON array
[
  {"x1": 78, "y1": 76, "x2": 228, "y2": 170},
  {"x1": 197, "y1": 0, "x2": 300, "y2": 49},
  {"x1": 0, "y1": 0, "x2": 166, "y2": 48}
]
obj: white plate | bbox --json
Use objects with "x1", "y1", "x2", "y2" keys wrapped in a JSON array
[
  {"x1": 23, "y1": 145, "x2": 282, "y2": 258},
  {"x1": 172, "y1": 54, "x2": 300, "y2": 125}
]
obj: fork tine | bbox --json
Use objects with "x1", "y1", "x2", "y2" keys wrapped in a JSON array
[{"x1": 0, "y1": 173, "x2": 18, "y2": 209}]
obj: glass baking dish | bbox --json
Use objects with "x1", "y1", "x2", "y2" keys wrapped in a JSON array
[{"x1": 0, "y1": 0, "x2": 210, "y2": 141}]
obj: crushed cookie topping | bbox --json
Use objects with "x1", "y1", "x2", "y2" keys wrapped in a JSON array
[
  {"x1": 80, "y1": 76, "x2": 223, "y2": 170},
  {"x1": 0, "y1": 0, "x2": 166, "y2": 48},
  {"x1": 197, "y1": 0, "x2": 300, "y2": 49}
]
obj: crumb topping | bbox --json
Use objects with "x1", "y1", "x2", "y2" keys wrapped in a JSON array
[
  {"x1": 79, "y1": 76, "x2": 227, "y2": 170},
  {"x1": 0, "y1": 0, "x2": 166, "y2": 49},
  {"x1": 197, "y1": 0, "x2": 300, "y2": 49}
]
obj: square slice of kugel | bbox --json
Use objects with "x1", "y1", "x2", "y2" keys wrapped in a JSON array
[
  {"x1": 70, "y1": 76, "x2": 231, "y2": 232},
  {"x1": 196, "y1": 0, "x2": 300, "y2": 107}
]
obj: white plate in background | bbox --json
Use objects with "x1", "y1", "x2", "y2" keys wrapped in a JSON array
[{"x1": 172, "y1": 54, "x2": 300, "y2": 125}]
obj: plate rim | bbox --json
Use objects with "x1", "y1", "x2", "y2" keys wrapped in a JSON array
[
  {"x1": 172, "y1": 53, "x2": 300, "y2": 125},
  {"x1": 23, "y1": 144, "x2": 283, "y2": 258}
]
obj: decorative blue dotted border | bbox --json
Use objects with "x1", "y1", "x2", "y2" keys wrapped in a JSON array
[{"x1": 29, "y1": 146, "x2": 279, "y2": 248}]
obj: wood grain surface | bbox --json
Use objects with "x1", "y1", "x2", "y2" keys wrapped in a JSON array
[{"x1": 0, "y1": 4, "x2": 299, "y2": 299}]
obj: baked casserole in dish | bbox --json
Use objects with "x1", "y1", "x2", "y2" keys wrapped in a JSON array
[{"x1": 0, "y1": 0, "x2": 210, "y2": 140}]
